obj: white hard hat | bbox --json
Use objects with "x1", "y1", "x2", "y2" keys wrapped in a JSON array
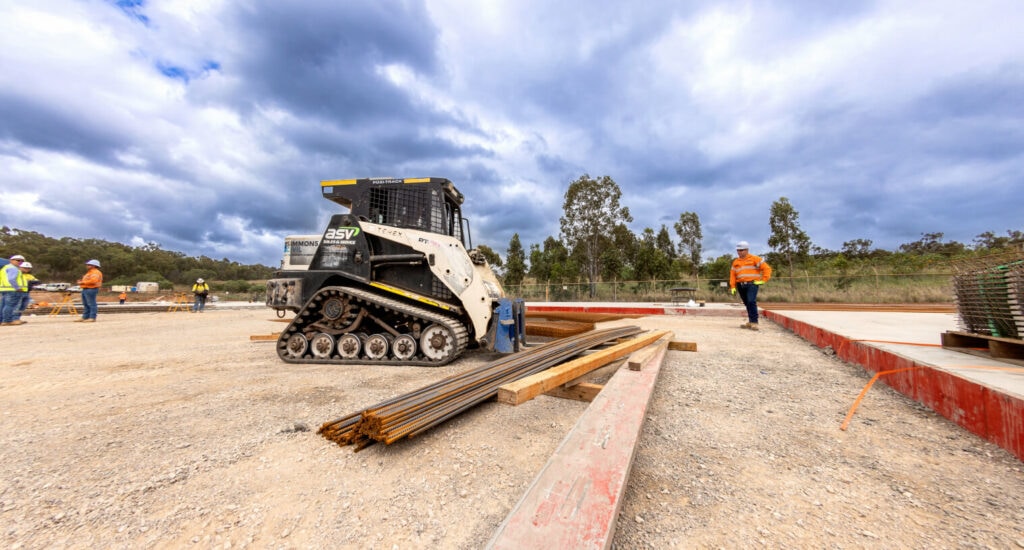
[
  {"x1": 197, "y1": 278, "x2": 204, "y2": 283},
  {"x1": 736, "y1": 241, "x2": 750, "y2": 250},
  {"x1": 20, "y1": 261, "x2": 32, "y2": 269},
  {"x1": 9, "y1": 254, "x2": 25, "y2": 261},
  {"x1": 86, "y1": 259, "x2": 101, "y2": 267}
]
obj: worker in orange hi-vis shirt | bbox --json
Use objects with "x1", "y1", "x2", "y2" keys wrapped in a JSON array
[
  {"x1": 76, "y1": 259, "x2": 103, "y2": 323},
  {"x1": 729, "y1": 241, "x2": 771, "y2": 331}
]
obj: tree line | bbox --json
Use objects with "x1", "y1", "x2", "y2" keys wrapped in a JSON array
[
  {"x1": 482, "y1": 174, "x2": 1024, "y2": 294},
  {"x1": 0, "y1": 227, "x2": 275, "y2": 290}
]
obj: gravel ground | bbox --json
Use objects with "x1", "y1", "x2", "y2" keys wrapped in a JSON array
[
  {"x1": 613, "y1": 316, "x2": 1024, "y2": 549},
  {"x1": 1, "y1": 307, "x2": 1021, "y2": 549}
]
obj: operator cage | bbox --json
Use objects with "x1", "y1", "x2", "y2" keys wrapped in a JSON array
[{"x1": 320, "y1": 177, "x2": 467, "y2": 247}]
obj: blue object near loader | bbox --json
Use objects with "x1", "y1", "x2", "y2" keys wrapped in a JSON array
[{"x1": 492, "y1": 298, "x2": 527, "y2": 353}]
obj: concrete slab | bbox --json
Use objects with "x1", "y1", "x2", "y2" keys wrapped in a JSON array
[{"x1": 762, "y1": 310, "x2": 1024, "y2": 398}]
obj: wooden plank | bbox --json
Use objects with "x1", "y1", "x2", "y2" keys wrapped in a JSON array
[
  {"x1": 487, "y1": 344, "x2": 669, "y2": 549},
  {"x1": 943, "y1": 330, "x2": 1024, "y2": 347},
  {"x1": 668, "y1": 340, "x2": 697, "y2": 352},
  {"x1": 627, "y1": 336, "x2": 671, "y2": 371},
  {"x1": 543, "y1": 382, "x2": 604, "y2": 402},
  {"x1": 941, "y1": 331, "x2": 1024, "y2": 367},
  {"x1": 526, "y1": 320, "x2": 595, "y2": 338},
  {"x1": 990, "y1": 340, "x2": 1024, "y2": 362},
  {"x1": 250, "y1": 333, "x2": 280, "y2": 342},
  {"x1": 496, "y1": 330, "x2": 671, "y2": 406},
  {"x1": 563, "y1": 360, "x2": 625, "y2": 388},
  {"x1": 525, "y1": 311, "x2": 646, "y2": 322}
]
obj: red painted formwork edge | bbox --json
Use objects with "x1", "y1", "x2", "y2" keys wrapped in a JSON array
[
  {"x1": 762, "y1": 310, "x2": 1024, "y2": 462},
  {"x1": 487, "y1": 346, "x2": 668, "y2": 549}
]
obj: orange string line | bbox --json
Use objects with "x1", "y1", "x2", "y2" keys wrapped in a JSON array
[
  {"x1": 840, "y1": 368, "x2": 921, "y2": 431},
  {"x1": 836, "y1": 338, "x2": 942, "y2": 356},
  {"x1": 840, "y1": 363, "x2": 1024, "y2": 431}
]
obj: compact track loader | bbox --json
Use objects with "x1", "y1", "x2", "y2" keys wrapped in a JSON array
[{"x1": 266, "y1": 177, "x2": 520, "y2": 365}]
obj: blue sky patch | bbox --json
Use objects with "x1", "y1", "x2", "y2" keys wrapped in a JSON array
[
  {"x1": 114, "y1": 0, "x2": 149, "y2": 25},
  {"x1": 156, "y1": 62, "x2": 188, "y2": 82}
]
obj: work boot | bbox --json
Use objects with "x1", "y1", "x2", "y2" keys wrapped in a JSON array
[
  {"x1": 748, "y1": 323, "x2": 759, "y2": 331},
  {"x1": 74, "y1": 318, "x2": 86, "y2": 322},
  {"x1": 739, "y1": 322, "x2": 751, "y2": 329},
  {"x1": 84, "y1": 319, "x2": 96, "y2": 323},
  {"x1": 11, "y1": 320, "x2": 25, "y2": 325},
  {"x1": 0, "y1": 322, "x2": 13, "y2": 326}
]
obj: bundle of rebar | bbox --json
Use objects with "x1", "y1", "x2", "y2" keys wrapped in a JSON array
[
  {"x1": 318, "y1": 325, "x2": 642, "y2": 451},
  {"x1": 951, "y1": 250, "x2": 1024, "y2": 339}
]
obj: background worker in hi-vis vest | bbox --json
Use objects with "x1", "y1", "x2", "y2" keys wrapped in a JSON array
[{"x1": 729, "y1": 241, "x2": 772, "y2": 331}]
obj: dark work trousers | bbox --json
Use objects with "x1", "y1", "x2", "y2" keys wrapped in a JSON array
[{"x1": 737, "y1": 282, "x2": 759, "y2": 324}]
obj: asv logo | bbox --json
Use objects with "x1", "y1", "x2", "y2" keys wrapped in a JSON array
[{"x1": 325, "y1": 226, "x2": 360, "y2": 239}]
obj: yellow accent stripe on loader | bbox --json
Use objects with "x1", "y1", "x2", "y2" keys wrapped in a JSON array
[
  {"x1": 404, "y1": 178, "x2": 431, "y2": 184},
  {"x1": 369, "y1": 282, "x2": 451, "y2": 311},
  {"x1": 321, "y1": 179, "x2": 358, "y2": 186}
]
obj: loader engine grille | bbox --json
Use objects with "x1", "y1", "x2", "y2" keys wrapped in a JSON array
[{"x1": 432, "y1": 276, "x2": 454, "y2": 301}]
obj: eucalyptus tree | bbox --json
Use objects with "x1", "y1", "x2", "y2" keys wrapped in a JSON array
[
  {"x1": 674, "y1": 211, "x2": 703, "y2": 280},
  {"x1": 656, "y1": 225, "x2": 676, "y2": 261},
  {"x1": 559, "y1": 174, "x2": 632, "y2": 296},
  {"x1": 768, "y1": 197, "x2": 812, "y2": 292},
  {"x1": 503, "y1": 233, "x2": 526, "y2": 287}
]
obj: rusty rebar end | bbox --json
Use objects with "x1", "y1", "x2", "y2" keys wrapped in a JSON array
[{"x1": 353, "y1": 437, "x2": 376, "y2": 452}]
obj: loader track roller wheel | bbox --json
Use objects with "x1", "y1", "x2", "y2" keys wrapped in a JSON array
[
  {"x1": 309, "y1": 332, "x2": 335, "y2": 358},
  {"x1": 337, "y1": 333, "x2": 361, "y2": 359},
  {"x1": 420, "y1": 324, "x2": 456, "y2": 362},
  {"x1": 284, "y1": 333, "x2": 308, "y2": 359},
  {"x1": 364, "y1": 334, "x2": 390, "y2": 360},
  {"x1": 276, "y1": 286, "x2": 468, "y2": 366},
  {"x1": 392, "y1": 334, "x2": 417, "y2": 360}
]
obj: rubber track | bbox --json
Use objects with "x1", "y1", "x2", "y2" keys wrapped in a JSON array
[{"x1": 277, "y1": 286, "x2": 469, "y2": 366}]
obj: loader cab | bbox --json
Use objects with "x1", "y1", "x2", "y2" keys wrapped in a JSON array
[{"x1": 321, "y1": 177, "x2": 469, "y2": 248}]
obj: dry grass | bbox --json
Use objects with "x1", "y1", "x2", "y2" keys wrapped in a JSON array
[{"x1": 509, "y1": 273, "x2": 954, "y2": 304}]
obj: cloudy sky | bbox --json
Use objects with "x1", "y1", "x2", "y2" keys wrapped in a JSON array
[{"x1": 1, "y1": 0, "x2": 1021, "y2": 267}]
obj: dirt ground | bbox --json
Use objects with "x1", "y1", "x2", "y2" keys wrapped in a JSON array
[{"x1": 1, "y1": 306, "x2": 1021, "y2": 549}]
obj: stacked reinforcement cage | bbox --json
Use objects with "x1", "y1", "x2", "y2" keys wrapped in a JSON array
[{"x1": 951, "y1": 250, "x2": 1024, "y2": 340}]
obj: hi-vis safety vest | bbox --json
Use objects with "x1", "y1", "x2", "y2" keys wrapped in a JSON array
[
  {"x1": 0, "y1": 264, "x2": 27, "y2": 292},
  {"x1": 729, "y1": 254, "x2": 772, "y2": 288},
  {"x1": 79, "y1": 268, "x2": 103, "y2": 289}
]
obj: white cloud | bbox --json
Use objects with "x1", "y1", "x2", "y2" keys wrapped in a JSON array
[{"x1": 0, "y1": 0, "x2": 1021, "y2": 266}]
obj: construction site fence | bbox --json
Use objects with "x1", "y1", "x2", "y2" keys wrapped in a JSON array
[{"x1": 505, "y1": 273, "x2": 954, "y2": 304}]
